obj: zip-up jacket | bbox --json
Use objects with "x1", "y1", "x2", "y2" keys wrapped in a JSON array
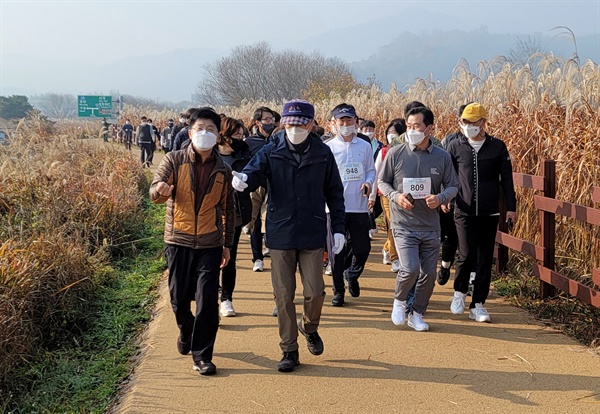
[
  {"x1": 150, "y1": 146, "x2": 235, "y2": 249},
  {"x1": 447, "y1": 133, "x2": 516, "y2": 216}
]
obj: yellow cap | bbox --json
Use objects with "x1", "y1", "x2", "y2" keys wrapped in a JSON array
[{"x1": 461, "y1": 103, "x2": 487, "y2": 122}]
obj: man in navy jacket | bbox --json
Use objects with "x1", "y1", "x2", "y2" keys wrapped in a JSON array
[{"x1": 232, "y1": 99, "x2": 345, "y2": 373}]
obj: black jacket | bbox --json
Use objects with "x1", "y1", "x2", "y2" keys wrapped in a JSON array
[
  {"x1": 241, "y1": 130, "x2": 345, "y2": 250},
  {"x1": 220, "y1": 143, "x2": 253, "y2": 227},
  {"x1": 245, "y1": 132, "x2": 269, "y2": 157},
  {"x1": 447, "y1": 134, "x2": 516, "y2": 216}
]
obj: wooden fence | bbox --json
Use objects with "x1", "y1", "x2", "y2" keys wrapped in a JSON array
[{"x1": 495, "y1": 159, "x2": 600, "y2": 308}]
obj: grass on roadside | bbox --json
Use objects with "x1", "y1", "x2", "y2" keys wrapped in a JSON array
[{"x1": 2, "y1": 200, "x2": 166, "y2": 414}]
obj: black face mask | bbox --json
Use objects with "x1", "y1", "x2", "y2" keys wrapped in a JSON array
[
  {"x1": 229, "y1": 138, "x2": 245, "y2": 152},
  {"x1": 261, "y1": 123, "x2": 276, "y2": 135}
]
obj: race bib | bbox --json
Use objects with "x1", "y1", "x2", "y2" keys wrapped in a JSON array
[
  {"x1": 403, "y1": 177, "x2": 431, "y2": 199},
  {"x1": 340, "y1": 162, "x2": 363, "y2": 182}
]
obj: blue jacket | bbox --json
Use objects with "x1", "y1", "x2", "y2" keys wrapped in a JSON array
[{"x1": 242, "y1": 130, "x2": 345, "y2": 250}]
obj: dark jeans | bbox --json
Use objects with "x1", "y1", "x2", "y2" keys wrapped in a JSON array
[
  {"x1": 453, "y1": 211, "x2": 499, "y2": 308},
  {"x1": 440, "y1": 205, "x2": 459, "y2": 264},
  {"x1": 250, "y1": 216, "x2": 264, "y2": 262},
  {"x1": 221, "y1": 225, "x2": 243, "y2": 302},
  {"x1": 140, "y1": 143, "x2": 153, "y2": 166},
  {"x1": 370, "y1": 195, "x2": 383, "y2": 229},
  {"x1": 166, "y1": 244, "x2": 222, "y2": 362},
  {"x1": 332, "y1": 212, "x2": 371, "y2": 294}
]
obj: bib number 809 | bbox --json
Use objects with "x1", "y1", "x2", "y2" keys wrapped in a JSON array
[{"x1": 410, "y1": 184, "x2": 425, "y2": 191}]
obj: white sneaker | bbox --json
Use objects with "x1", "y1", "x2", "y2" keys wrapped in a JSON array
[
  {"x1": 253, "y1": 259, "x2": 264, "y2": 272},
  {"x1": 220, "y1": 300, "x2": 236, "y2": 317},
  {"x1": 451, "y1": 291, "x2": 467, "y2": 315},
  {"x1": 382, "y1": 249, "x2": 391, "y2": 265},
  {"x1": 408, "y1": 312, "x2": 429, "y2": 331},
  {"x1": 469, "y1": 303, "x2": 491, "y2": 322},
  {"x1": 391, "y1": 299, "x2": 407, "y2": 325},
  {"x1": 324, "y1": 264, "x2": 332, "y2": 275},
  {"x1": 242, "y1": 226, "x2": 250, "y2": 235},
  {"x1": 262, "y1": 248, "x2": 270, "y2": 257},
  {"x1": 391, "y1": 259, "x2": 400, "y2": 273}
]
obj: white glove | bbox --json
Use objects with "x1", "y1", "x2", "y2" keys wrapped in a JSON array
[
  {"x1": 333, "y1": 233, "x2": 345, "y2": 255},
  {"x1": 232, "y1": 171, "x2": 248, "y2": 191}
]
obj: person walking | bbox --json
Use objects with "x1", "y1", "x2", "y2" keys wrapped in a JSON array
[
  {"x1": 149, "y1": 107, "x2": 234, "y2": 376},
  {"x1": 231, "y1": 99, "x2": 345, "y2": 373},
  {"x1": 161, "y1": 119, "x2": 174, "y2": 153},
  {"x1": 136, "y1": 116, "x2": 155, "y2": 167},
  {"x1": 121, "y1": 119, "x2": 134, "y2": 150},
  {"x1": 446, "y1": 103, "x2": 517, "y2": 323},
  {"x1": 326, "y1": 103, "x2": 376, "y2": 307},
  {"x1": 378, "y1": 105, "x2": 458, "y2": 331}
]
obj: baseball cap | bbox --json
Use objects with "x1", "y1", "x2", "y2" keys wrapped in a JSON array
[
  {"x1": 332, "y1": 105, "x2": 357, "y2": 119},
  {"x1": 461, "y1": 103, "x2": 487, "y2": 122}
]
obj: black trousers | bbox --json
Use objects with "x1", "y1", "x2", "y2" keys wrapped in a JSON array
[
  {"x1": 221, "y1": 225, "x2": 242, "y2": 302},
  {"x1": 453, "y1": 211, "x2": 499, "y2": 308},
  {"x1": 166, "y1": 244, "x2": 222, "y2": 362},
  {"x1": 439, "y1": 205, "x2": 459, "y2": 264},
  {"x1": 140, "y1": 143, "x2": 153, "y2": 166},
  {"x1": 369, "y1": 195, "x2": 383, "y2": 230},
  {"x1": 332, "y1": 212, "x2": 371, "y2": 294},
  {"x1": 250, "y1": 216, "x2": 264, "y2": 262}
]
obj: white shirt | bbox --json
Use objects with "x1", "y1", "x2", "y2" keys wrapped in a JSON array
[{"x1": 326, "y1": 135, "x2": 376, "y2": 213}]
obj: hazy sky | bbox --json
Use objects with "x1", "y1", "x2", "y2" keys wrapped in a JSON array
[{"x1": 1, "y1": 0, "x2": 599, "y2": 101}]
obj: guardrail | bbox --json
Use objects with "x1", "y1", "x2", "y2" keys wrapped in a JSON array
[{"x1": 495, "y1": 159, "x2": 600, "y2": 308}]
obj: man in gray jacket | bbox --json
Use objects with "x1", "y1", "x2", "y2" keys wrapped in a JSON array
[{"x1": 378, "y1": 106, "x2": 458, "y2": 331}]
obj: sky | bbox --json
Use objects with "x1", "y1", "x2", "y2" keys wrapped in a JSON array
[{"x1": 1, "y1": 0, "x2": 599, "y2": 102}]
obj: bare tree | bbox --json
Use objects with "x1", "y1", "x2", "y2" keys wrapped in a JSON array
[
  {"x1": 31, "y1": 93, "x2": 77, "y2": 119},
  {"x1": 196, "y1": 42, "x2": 359, "y2": 106},
  {"x1": 508, "y1": 35, "x2": 545, "y2": 68}
]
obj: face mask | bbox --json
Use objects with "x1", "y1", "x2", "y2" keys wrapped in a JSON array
[
  {"x1": 338, "y1": 124, "x2": 356, "y2": 137},
  {"x1": 229, "y1": 138, "x2": 245, "y2": 152},
  {"x1": 192, "y1": 130, "x2": 217, "y2": 151},
  {"x1": 406, "y1": 129, "x2": 425, "y2": 146},
  {"x1": 261, "y1": 123, "x2": 276, "y2": 134},
  {"x1": 387, "y1": 133, "x2": 398, "y2": 142},
  {"x1": 286, "y1": 126, "x2": 310, "y2": 145},
  {"x1": 179, "y1": 118, "x2": 185, "y2": 123},
  {"x1": 461, "y1": 124, "x2": 481, "y2": 139},
  {"x1": 364, "y1": 132, "x2": 375, "y2": 139}
]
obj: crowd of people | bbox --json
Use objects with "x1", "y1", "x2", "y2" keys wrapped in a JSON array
[{"x1": 147, "y1": 99, "x2": 517, "y2": 376}]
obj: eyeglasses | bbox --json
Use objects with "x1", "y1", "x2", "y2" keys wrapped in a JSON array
[{"x1": 261, "y1": 117, "x2": 275, "y2": 123}]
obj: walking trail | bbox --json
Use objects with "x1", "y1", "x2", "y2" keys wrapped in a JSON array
[{"x1": 112, "y1": 228, "x2": 600, "y2": 414}]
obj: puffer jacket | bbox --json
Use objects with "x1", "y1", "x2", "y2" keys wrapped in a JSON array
[{"x1": 150, "y1": 146, "x2": 235, "y2": 249}]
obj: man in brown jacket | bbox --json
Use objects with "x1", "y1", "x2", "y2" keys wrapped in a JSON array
[{"x1": 150, "y1": 107, "x2": 234, "y2": 376}]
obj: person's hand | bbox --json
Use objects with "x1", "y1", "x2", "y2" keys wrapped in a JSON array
[
  {"x1": 232, "y1": 171, "x2": 248, "y2": 191},
  {"x1": 156, "y1": 182, "x2": 174, "y2": 197},
  {"x1": 360, "y1": 182, "x2": 371, "y2": 198},
  {"x1": 397, "y1": 193, "x2": 414, "y2": 210},
  {"x1": 368, "y1": 199, "x2": 375, "y2": 209},
  {"x1": 333, "y1": 233, "x2": 345, "y2": 255},
  {"x1": 506, "y1": 211, "x2": 517, "y2": 231},
  {"x1": 425, "y1": 194, "x2": 441, "y2": 209},
  {"x1": 220, "y1": 247, "x2": 230, "y2": 268},
  {"x1": 440, "y1": 202, "x2": 451, "y2": 213}
]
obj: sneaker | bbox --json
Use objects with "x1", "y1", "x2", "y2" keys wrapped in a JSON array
[
  {"x1": 220, "y1": 300, "x2": 236, "y2": 317},
  {"x1": 277, "y1": 350, "x2": 300, "y2": 372},
  {"x1": 324, "y1": 264, "x2": 332, "y2": 275},
  {"x1": 391, "y1": 259, "x2": 400, "y2": 273},
  {"x1": 347, "y1": 279, "x2": 360, "y2": 297},
  {"x1": 408, "y1": 312, "x2": 429, "y2": 331},
  {"x1": 469, "y1": 303, "x2": 491, "y2": 322},
  {"x1": 331, "y1": 291, "x2": 345, "y2": 307},
  {"x1": 368, "y1": 229, "x2": 377, "y2": 239},
  {"x1": 253, "y1": 259, "x2": 264, "y2": 272},
  {"x1": 242, "y1": 226, "x2": 250, "y2": 235},
  {"x1": 298, "y1": 320, "x2": 324, "y2": 356},
  {"x1": 391, "y1": 299, "x2": 407, "y2": 325},
  {"x1": 451, "y1": 291, "x2": 467, "y2": 315},
  {"x1": 382, "y1": 249, "x2": 391, "y2": 265},
  {"x1": 193, "y1": 360, "x2": 217, "y2": 376},
  {"x1": 272, "y1": 305, "x2": 278, "y2": 317},
  {"x1": 176, "y1": 333, "x2": 191, "y2": 355},
  {"x1": 437, "y1": 266, "x2": 451, "y2": 285},
  {"x1": 263, "y1": 248, "x2": 271, "y2": 257}
]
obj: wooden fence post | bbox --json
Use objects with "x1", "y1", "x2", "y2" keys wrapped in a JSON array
[{"x1": 540, "y1": 159, "x2": 556, "y2": 299}]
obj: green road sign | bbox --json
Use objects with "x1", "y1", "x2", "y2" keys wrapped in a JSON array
[{"x1": 78, "y1": 95, "x2": 113, "y2": 118}]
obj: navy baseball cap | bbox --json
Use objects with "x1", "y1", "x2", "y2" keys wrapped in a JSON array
[{"x1": 332, "y1": 105, "x2": 356, "y2": 119}]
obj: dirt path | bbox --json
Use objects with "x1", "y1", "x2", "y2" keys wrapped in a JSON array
[{"x1": 112, "y1": 233, "x2": 600, "y2": 414}]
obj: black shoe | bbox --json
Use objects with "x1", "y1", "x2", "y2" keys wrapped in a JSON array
[
  {"x1": 347, "y1": 279, "x2": 360, "y2": 297},
  {"x1": 278, "y1": 351, "x2": 300, "y2": 372},
  {"x1": 193, "y1": 360, "x2": 217, "y2": 375},
  {"x1": 331, "y1": 291, "x2": 345, "y2": 307},
  {"x1": 437, "y1": 266, "x2": 451, "y2": 285},
  {"x1": 177, "y1": 334, "x2": 191, "y2": 355},
  {"x1": 298, "y1": 320, "x2": 324, "y2": 356}
]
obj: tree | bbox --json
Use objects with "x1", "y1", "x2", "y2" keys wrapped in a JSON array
[
  {"x1": 508, "y1": 35, "x2": 545, "y2": 68},
  {"x1": 0, "y1": 95, "x2": 34, "y2": 119},
  {"x1": 196, "y1": 42, "x2": 360, "y2": 106},
  {"x1": 30, "y1": 93, "x2": 77, "y2": 119}
]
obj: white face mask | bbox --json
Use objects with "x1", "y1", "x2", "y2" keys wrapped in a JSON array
[
  {"x1": 286, "y1": 126, "x2": 310, "y2": 145},
  {"x1": 364, "y1": 131, "x2": 375, "y2": 139},
  {"x1": 387, "y1": 133, "x2": 398, "y2": 142},
  {"x1": 179, "y1": 118, "x2": 185, "y2": 123},
  {"x1": 461, "y1": 124, "x2": 481, "y2": 139},
  {"x1": 191, "y1": 130, "x2": 217, "y2": 151},
  {"x1": 338, "y1": 124, "x2": 356, "y2": 137},
  {"x1": 406, "y1": 129, "x2": 425, "y2": 146}
]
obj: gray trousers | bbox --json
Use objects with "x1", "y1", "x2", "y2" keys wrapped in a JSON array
[
  {"x1": 270, "y1": 248, "x2": 325, "y2": 352},
  {"x1": 393, "y1": 228, "x2": 441, "y2": 315}
]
